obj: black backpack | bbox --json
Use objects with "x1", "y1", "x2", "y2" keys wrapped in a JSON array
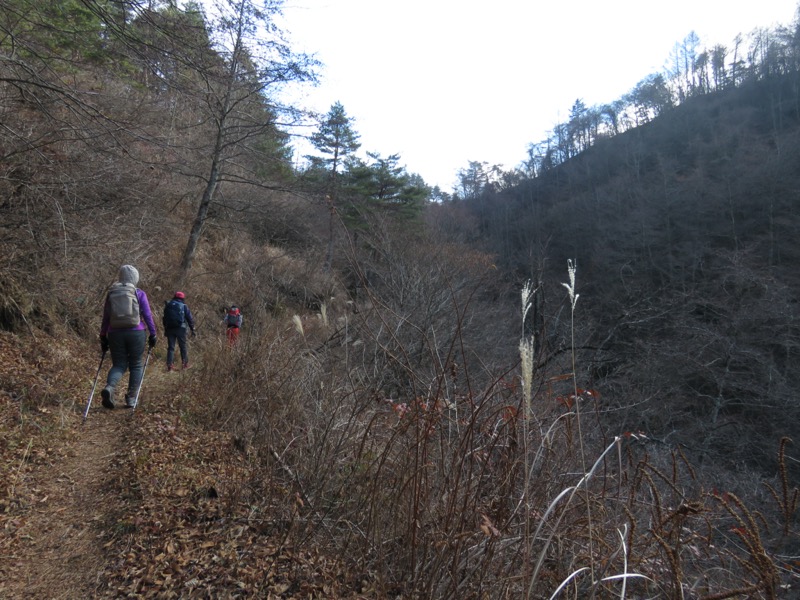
[{"x1": 163, "y1": 299, "x2": 186, "y2": 328}]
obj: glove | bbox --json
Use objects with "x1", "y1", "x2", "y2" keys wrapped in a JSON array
[
  {"x1": 100, "y1": 335, "x2": 109, "y2": 353},
  {"x1": 191, "y1": 330, "x2": 197, "y2": 338},
  {"x1": 148, "y1": 335, "x2": 157, "y2": 349}
]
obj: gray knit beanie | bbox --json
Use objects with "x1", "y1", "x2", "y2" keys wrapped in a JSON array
[{"x1": 118, "y1": 265, "x2": 140, "y2": 286}]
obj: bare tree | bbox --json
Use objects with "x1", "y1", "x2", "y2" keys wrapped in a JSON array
[{"x1": 173, "y1": 0, "x2": 317, "y2": 276}]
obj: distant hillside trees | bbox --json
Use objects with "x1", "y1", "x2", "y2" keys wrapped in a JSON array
[
  {"x1": 454, "y1": 161, "x2": 507, "y2": 200},
  {"x1": 437, "y1": 67, "x2": 800, "y2": 474},
  {"x1": 515, "y1": 19, "x2": 800, "y2": 181}
]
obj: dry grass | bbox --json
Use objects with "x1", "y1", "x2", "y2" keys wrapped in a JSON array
[
  {"x1": 167, "y1": 259, "x2": 799, "y2": 599},
  {"x1": 1, "y1": 128, "x2": 795, "y2": 595}
]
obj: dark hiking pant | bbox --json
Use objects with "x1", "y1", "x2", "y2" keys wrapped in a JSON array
[
  {"x1": 166, "y1": 327, "x2": 188, "y2": 366},
  {"x1": 106, "y1": 329, "x2": 147, "y2": 398}
]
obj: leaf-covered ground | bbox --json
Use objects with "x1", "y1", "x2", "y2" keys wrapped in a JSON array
[{"x1": 0, "y1": 331, "x2": 372, "y2": 599}]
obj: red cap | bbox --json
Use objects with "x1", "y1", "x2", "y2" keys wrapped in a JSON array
[{"x1": 174, "y1": 291, "x2": 185, "y2": 299}]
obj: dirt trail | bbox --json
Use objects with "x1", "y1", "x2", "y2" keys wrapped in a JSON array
[
  {"x1": 1, "y1": 345, "x2": 175, "y2": 600},
  {"x1": 3, "y1": 406, "x2": 130, "y2": 598},
  {"x1": 1, "y1": 332, "x2": 361, "y2": 598}
]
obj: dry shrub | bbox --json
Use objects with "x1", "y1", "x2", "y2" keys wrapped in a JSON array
[{"x1": 178, "y1": 259, "x2": 797, "y2": 599}]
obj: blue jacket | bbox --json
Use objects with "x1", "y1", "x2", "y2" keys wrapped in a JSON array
[{"x1": 163, "y1": 298, "x2": 195, "y2": 332}]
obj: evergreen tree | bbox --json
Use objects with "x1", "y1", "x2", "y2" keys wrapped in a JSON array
[
  {"x1": 308, "y1": 101, "x2": 360, "y2": 270},
  {"x1": 309, "y1": 101, "x2": 361, "y2": 174},
  {"x1": 344, "y1": 152, "x2": 428, "y2": 231}
]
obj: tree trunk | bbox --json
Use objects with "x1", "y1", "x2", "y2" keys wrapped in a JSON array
[
  {"x1": 324, "y1": 199, "x2": 335, "y2": 272},
  {"x1": 180, "y1": 162, "x2": 220, "y2": 276},
  {"x1": 178, "y1": 2, "x2": 243, "y2": 278}
]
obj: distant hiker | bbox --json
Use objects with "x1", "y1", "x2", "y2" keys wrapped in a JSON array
[
  {"x1": 225, "y1": 305, "x2": 243, "y2": 346},
  {"x1": 99, "y1": 265, "x2": 157, "y2": 409},
  {"x1": 163, "y1": 291, "x2": 196, "y2": 371}
]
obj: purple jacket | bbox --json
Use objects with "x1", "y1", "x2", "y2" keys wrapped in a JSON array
[{"x1": 100, "y1": 288, "x2": 158, "y2": 336}]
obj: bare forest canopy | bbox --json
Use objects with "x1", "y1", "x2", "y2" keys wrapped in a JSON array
[
  {"x1": 451, "y1": 19, "x2": 800, "y2": 196},
  {"x1": 3, "y1": 0, "x2": 800, "y2": 597}
]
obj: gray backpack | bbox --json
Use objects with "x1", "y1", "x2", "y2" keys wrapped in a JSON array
[{"x1": 108, "y1": 282, "x2": 140, "y2": 328}]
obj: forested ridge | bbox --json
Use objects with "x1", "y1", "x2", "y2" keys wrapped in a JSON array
[
  {"x1": 2, "y1": 0, "x2": 800, "y2": 597},
  {"x1": 448, "y1": 76, "x2": 800, "y2": 476}
]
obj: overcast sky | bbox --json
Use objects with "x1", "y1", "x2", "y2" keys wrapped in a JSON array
[{"x1": 278, "y1": 0, "x2": 798, "y2": 192}]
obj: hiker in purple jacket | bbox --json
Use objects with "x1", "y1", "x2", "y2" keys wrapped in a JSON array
[{"x1": 99, "y1": 265, "x2": 158, "y2": 409}]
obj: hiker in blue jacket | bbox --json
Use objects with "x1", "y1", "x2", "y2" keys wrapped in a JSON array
[{"x1": 162, "y1": 291, "x2": 196, "y2": 371}]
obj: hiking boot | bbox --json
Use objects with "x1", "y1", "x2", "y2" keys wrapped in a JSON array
[
  {"x1": 101, "y1": 387, "x2": 115, "y2": 409},
  {"x1": 167, "y1": 364, "x2": 175, "y2": 372},
  {"x1": 124, "y1": 395, "x2": 135, "y2": 409},
  {"x1": 182, "y1": 362, "x2": 190, "y2": 370}
]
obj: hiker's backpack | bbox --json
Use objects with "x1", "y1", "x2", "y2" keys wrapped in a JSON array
[
  {"x1": 108, "y1": 283, "x2": 140, "y2": 328},
  {"x1": 226, "y1": 308, "x2": 240, "y2": 327},
  {"x1": 163, "y1": 299, "x2": 186, "y2": 329}
]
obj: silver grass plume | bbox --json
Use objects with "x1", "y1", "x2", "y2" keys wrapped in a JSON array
[
  {"x1": 519, "y1": 281, "x2": 535, "y2": 412},
  {"x1": 292, "y1": 314, "x2": 304, "y2": 336},
  {"x1": 562, "y1": 259, "x2": 579, "y2": 310},
  {"x1": 319, "y1": 302, "x2": 328, "y2": 327}
]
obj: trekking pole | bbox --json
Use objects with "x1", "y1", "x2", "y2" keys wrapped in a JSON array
[
  {"x1": 82, "y1": 350, "x2": 107, "y2": 422},
  {"x1": 130, "y1": 348, "x2": 152, "y2": 414}
]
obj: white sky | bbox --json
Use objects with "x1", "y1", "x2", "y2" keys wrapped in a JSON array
[{"x1": 278, "y1": 0, "x2": 798, "y2": 192}]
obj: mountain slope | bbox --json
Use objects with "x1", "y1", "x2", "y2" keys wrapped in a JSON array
[{"x1": 447, "y1": 74, "x2": 800, "y2": 475}]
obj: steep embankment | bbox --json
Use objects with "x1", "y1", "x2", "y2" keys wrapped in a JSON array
[{"x1": 0, "y1": 330, "x2": 364, "y2": 599}]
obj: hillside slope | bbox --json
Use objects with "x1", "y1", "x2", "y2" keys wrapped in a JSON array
[{"x1": 445, "y1": 74, "x2": 800, "y2": 476}]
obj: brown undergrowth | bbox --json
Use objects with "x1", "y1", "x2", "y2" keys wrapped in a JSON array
[
  {"x1": 0, "y1": 328, "x2": 368, "y2": 599},
  {"x1": 1, "y1": 277, "x2": 799, "y2": 599},
  {"x1": 94, "y1": 372, "x2": 366, "y2": 598}
]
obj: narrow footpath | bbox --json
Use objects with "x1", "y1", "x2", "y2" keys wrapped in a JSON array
[
  {"x1": 0, "y1": 332, "x2": 176, "y2": 599},
  {"x1": 0, "y1": 331, "x2": 361, "y2": 598},
  {"x1": 2, "y1": 409, "x2": 125, "y2": 598}
]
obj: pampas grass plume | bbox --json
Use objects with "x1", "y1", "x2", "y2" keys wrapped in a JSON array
[{"x1": 292, "y1": 314, "x2": 304, "y2": 336}]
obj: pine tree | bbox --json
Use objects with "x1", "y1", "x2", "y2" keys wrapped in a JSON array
[{"x1": 308, "y1": 101, "x2": 360, "y2": 270}]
